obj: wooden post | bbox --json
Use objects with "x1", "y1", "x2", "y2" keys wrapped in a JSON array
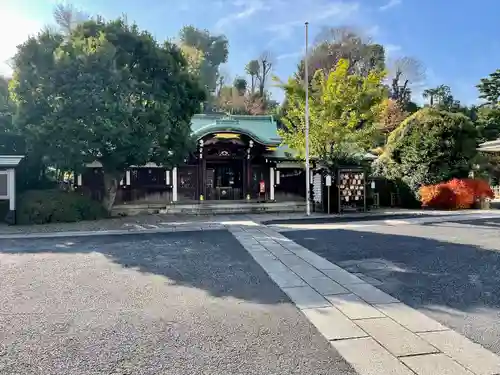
[
  {"x1": 270, "y1": 166, "x2": 275, "y2": 201},
  {"x1": 328, "y1": 186, "x2": 330, "y2": 214},
  {"x1": 172, "y1": 167, "x2": 178, "y2": 202},
  {"x1": 7, "y1": 168, "x2": 15, "y2": 212}
]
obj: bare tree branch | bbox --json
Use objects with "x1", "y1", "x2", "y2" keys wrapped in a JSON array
[{"x1": 53, "y1": 3, "x2": 88, "y2": 34}]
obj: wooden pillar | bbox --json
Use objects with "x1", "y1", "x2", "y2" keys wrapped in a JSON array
[
  {"x1": 201, "y1": 159, "x2": 206, "y2": 199},
  {"x1": 270, "y1": 166, "x2": 275, "y2": 201},
  {"x1": 247, "y1": 159, "x2": 252, "y2": 199},
  {"x1": 242, "y1": 159, "x2": 247, "y2": 199}
]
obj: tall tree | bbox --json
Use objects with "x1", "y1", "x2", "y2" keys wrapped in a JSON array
[
  {"x1": 53, "y1": 3, "x2": 88, "y2": 34},
  {"x1": 215, "y1": 64, "x2": 230, "y2": 97},
  {"x1": 296, "y1": 26, "x2": 385, "y2": 82},
  {"x1": 11, "y1": 18, "x2": 205, "y2": 211},
  {"x1": 179, "y1": 26, "x2": 229, "y2": 94},
  {"x1": 256, "y1": 51, "x2": 273, "y2": 97},
  {"x1": 245, "y1": 59, "x2": 260, "y2": 94},
  {"x1": 0, "y1": 76, "x2": 13, "y2": 131},
  {"x1": 423, "y1": 85, "x2": 459, "y2": 110},
  {"x1": 179, "y1": 44, "x2": 204, "y2": 77},
  {"x1": 217, "y1": 86, "x2": 265, "y2": 115},
  {"x1": 477, "y1": 69, "x2": 500, "y2": 105},
  {"x1": 278, "y1": 59, "x2": 386, "y2": 165},
  {"x1": 388, "y1": 57, "x2": 425, "y2": 108},
  {"x1": 233, "y1": 77, "x2": 247, "y2": 95},
  {"x1": 378, "y1": 99, "x2": 408, "y2": 137}
]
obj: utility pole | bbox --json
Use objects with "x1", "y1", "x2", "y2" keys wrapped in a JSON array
[{"x1": 304, "y1": 21, "x2": 311, "y2": 216}]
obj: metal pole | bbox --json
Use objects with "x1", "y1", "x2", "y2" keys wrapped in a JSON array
[{"x1": 304, "y1": 21, "x2": 311, "y2": 216}]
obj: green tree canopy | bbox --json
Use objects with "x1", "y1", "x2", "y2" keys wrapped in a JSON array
[
  {"x1": 477, "y1": 69, "x2": 500, "y2": 105},
  {"x1": 378, "y1": 108, "x2": 478, "y2": 194},
  {"x1": 10, "y1": 18, "x2": 205, "y2": 211},
  {"x1": 179, "y1": 26, "x2": 228, "y2": 95},
  {"x1": 278, "y1": 59, "x2": 387, "y2": 166}
]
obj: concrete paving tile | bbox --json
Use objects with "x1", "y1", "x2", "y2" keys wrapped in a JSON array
[
  {"x1": 356, "y1": 318, "x2": 439, "y2": 357},
  {"x1": 401, "y1": 353, "x2": 475, "y2": 375},
  {"x1": 277, "y1": 254, "x2": 311, "y2": 268},
  {"x1": 322, "y1": 268, "x2": 367, "y2": 286},
  {"x1": 306, "y1": 276, "x2": 349, "y2": 295},
  {"x1": 302, "y1": 307, "x2": 368, "y2": 341},
  {"x1": 326, "y1": 293, "x2": 386, "y2": 320},
  {"x1": 332, "y1": 337, "x2": 415, "y2": 375},
  {"x1": 267, "y1": 269, "x2": 308, "y2": 288},
  {"x1": 345, "y1": 283, "x2": 399, "y2": 304},
  {"x1": 258, "y1": 259, "x2": 289, "y2": 274},
  {"x1": 289, "y1": 264, "x2": 325, "y2": 280},
  {"x1": 353, "y1": 273, "x2": 384, "y2": 286},
  {"x1": 265, "y1": 245, "x2": 292, "y2": 257},
  {"x1": 281, "y1": 286, "x2": 331, "y2": 309},
  {"x1": 301, "y1": 254, "x2": 340, "y2": 270},
  {"x1": 248, "y1": 251, "x2": 278, "y2": 265},
  {"x1": 419, "y1": 330, "x2": 500, "y2": 375},
  {"x1": 375, "y1": 303, "x2": 449, "y2": 333}
]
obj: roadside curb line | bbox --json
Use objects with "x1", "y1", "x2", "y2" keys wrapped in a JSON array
[{"x1": 0, "y1": 226, "x2": 224, "y2": 239}]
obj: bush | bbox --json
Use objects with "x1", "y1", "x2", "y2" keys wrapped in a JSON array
[
  {"x1": 380, "y1": 108, "x2": 478, "y2": 198},
  {"x1": 17, "y1": 189, "x2": 107, "y2": 224},
  {"x1": 419, "y1": 178, "x2": 494, "y2": 210}
]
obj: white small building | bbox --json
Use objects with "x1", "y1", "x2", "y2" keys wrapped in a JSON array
[{"x1": 0, "y1": 155, "x2": 24, "y2": 224}]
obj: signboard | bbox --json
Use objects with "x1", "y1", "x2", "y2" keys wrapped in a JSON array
[
  {"x1": 325, "y1": 175, "x2": 332, "y2": 187},
  {"x1": 337, "y1": 168, "x2": 366, "y2": 212},
  {"x1": 312, "y1": 173, "x2": 322, "y2": 203},
  {"x1": 259, "y1": 180, "x2": 265, "y2": 193}
]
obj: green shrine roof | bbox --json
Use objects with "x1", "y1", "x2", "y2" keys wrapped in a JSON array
[{"x1": 191, "y1": 113, "x2": 283, "y2": 147}]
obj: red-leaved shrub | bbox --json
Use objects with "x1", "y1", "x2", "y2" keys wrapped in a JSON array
[{"x1": 419, "y1": 178, "x2": 494, "y2": 210}]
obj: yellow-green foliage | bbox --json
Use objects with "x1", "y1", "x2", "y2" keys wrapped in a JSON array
[{"x1": 279, "y1": 59, "x2": 387, "y2": 161}]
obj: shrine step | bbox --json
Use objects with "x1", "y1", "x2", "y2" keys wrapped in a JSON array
[{"x1": 112, "y1": 201, "x2": 306, "y2": 216}]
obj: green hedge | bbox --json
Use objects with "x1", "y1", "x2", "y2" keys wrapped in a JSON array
[{"x1": 17, "y1": 189, "x2": 107, "y2": 225}]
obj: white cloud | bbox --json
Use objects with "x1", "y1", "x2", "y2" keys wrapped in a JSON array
[
  {"x1": 215, "y1": 0, "x2": 269, "y2": 30},
  {"x1": 379, "y1": 0, "x2": 402, "y2": 11},
  {"x1": 0, "y1": 5, "x2": 44, "y2": 77}
]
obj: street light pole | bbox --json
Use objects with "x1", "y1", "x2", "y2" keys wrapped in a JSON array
[{"x1": 304, "y1": 21, "x2": 311, "y2": 216}]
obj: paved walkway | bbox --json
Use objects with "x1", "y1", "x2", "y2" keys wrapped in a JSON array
[
  {"x1": 4, "y1": 211, "x2": 500, "y2": 374},
  {"x1": 228, "y1": 223, "x2": 500, "y2": 375}
]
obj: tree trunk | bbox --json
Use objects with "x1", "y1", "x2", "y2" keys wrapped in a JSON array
[{"x1": 102, "y1": 172, "x2": 119, "y2": 213}]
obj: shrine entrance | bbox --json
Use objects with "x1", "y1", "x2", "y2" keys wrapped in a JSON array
[{"x1": 205, "y1": 160, "x2": 244, "y2": 200}]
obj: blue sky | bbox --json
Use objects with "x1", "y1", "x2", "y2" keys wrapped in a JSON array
[{"x1": 2, "y1": 0, "x2": 500, "y2": 105}]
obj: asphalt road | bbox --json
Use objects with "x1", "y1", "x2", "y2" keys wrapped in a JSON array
[
  {"x1": 284, "y1": 217, "x2": 500, "y2": 355},
  {"x1": 0, "y1": 230, "x2": 355, "y2": 375}
]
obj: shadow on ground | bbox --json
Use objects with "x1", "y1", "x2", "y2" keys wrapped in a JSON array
[
  {"x1": 0, "y1": 230, "x2": 287, "y2": 305},
  {"x1": 262, "y1": 213, "x2": 432, "y2": 226},
  {"x1": 283, "y1": 217, "x2": 500, "y2": 352},
  {"x1": 285, "y1": 224, "x2": 500, "y2": 312}
]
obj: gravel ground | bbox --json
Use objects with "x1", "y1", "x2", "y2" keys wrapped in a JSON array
[
  {"x1": 0, "y1": 230, "x2": 355, "y2": 375},
  {"x1": 284, "y1": 217, "x2": 500, "y2": 355}
]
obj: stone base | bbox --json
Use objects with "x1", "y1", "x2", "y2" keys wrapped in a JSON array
[{"x1": 4, "y1": 209, "x2": 15, "y2": 225}]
